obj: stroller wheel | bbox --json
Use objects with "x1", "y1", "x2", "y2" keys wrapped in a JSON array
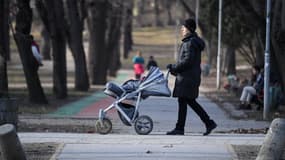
[
  {"x1": 95, "y1": 118, "x2": 112, "y2": 135},
  {"x1": 134, "y1": 115, "x2": 153, "y2": 135}
]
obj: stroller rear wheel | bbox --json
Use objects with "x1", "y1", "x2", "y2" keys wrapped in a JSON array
[
  {"x1": 95, "y1": 118, "x2": 112, "y2": 134},
  {"x1": 134, "y1": 115, "x2": 153, "y2": 135}
]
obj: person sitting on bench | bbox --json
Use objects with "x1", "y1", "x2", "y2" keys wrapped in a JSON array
[{"x1": 239, "y1": 65, "x2": 264, "y2": 109}]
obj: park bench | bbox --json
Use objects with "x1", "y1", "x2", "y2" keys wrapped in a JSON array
[{"x1": 251, "y1": 85, "x2": 283, "y2": 110}]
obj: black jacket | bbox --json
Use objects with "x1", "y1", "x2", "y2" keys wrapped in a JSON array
[{"x1": 171, "y1": 33, "x2": 205, "y2": 99}]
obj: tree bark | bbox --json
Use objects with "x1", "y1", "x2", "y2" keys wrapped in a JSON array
[
  {"x1": 208, "y1": 31, "x2": 217, "y2": 67},
  {"x1": 165, "y1": 1, "x2": 174, "y2": 25},
  {"x1": 15, "y1": 0, "x2": 47, "y2": 104},
  {"x1": 66, "y1": 0, "x2": 89, "y2": 91},
  {"x1": 44, "y1": 0, "x2": 67, "y2": 99},
  {"x1": 0, "y1": 0, "x2": 10, "y2": 61},
  {"x1": 0, "y1": 0, "x2": 9, "y2": 98},
  {"x1": 154, "y1": 0, "x2": 162, "y2": 27},
  {"x1": 40, "y1": 26, "x2": 51, "y2": 60},
  {"x1": 109, "y1": 45, "x2": 121, "y2": 77},
  {"x1": 179, "y1": 0, "x2": 195, "y2": 18},
  {"x1": 136, "y1": 0, "x2": 145, "y2": 27},
  {"x1": 106, "y1": 0, "x2": 123, "y2": 77},
  {"x1": 224, "y1": 46, "x2": 236, "y2": 75},
  {"x1": 35, "y1": 0, "x2": 51, "y2": 60},
  {"x1": 87, "y1": 0, "x2": 108, "y2": 85},
  {"x1": 271, "y1": 0, "x2": 285, "y2": 92},
  {"x1": 123, "y1": 0, "x2": 133, "y2": 59},
  {"x1": 255, "y1": 34, "x2": 264, "y2": 67}
]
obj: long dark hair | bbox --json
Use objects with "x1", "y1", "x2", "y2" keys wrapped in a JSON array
[{"x1": 253, "y1": 65, "x2": 261, "y2": 73}]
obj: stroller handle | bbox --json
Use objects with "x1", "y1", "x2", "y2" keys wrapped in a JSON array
[{"x1": 166, "y1": 69, "x2": 170, "y2": 80}]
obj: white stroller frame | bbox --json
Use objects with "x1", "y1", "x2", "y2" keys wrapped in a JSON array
[{"x1": 96, "y1": 67, "x2": 170, "y2": 135}]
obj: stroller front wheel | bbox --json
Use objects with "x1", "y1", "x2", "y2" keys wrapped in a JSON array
[
  {"x1": 95, "y1": 118, "x2": 112, "y2": 134},
  {"x1": 134, "y1": 115, "x2": 153, "y2": 135}
]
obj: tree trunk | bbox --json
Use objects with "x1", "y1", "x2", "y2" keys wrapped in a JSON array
[
  {"x1": 109, "y1": 45, "x2": 121, "y2": 77},
  {"x1": 15, "y1": 0, "x2": 47, "y2": 104},
  {"x1": 136, "y1": 0, "x2": 145, "y2": 27},
  {"x1": 271, "y1": 0, "x2": 285, "y2": 92},
  {"x1": 255, "y1": 34, "x2": 264, "y2": 67},
  {"x1": 123, "y1": 0, "x2": 133, "y2": 59},
  {"x1": 35, "y1": 0, "x2": 51, "y2": 60},
  {"x1": 0, "y1": 0, "x2": 9, "y2": 98},
  {"x1": 208, "y1": 31, "x2": 217, "y2": 67},
  {"x1": 165, "y1": 1, "x2": 174, "y2": 25},
  {"x1": 66, "y1": 0, "x2": 89, "y2": 91},
  {"x1": 154, "y1": 0, "x2": 162, "y2": 27},
  {"x1": 224, "y1": 46, "x2": 236, "y2": 75},
  {"x1": 0, "y1": 55, "x2": 8, "y2": 98},
  {"x1": 45, "y1": 0, "x2": 67, "y2": 99},
  {"x1": 107, "y1": 0, "x2": 123, "y2": 77},
  {"x1": 87, "y1": 0, "x2": 108, "y2": 85},
  {"x1": 0, "y1": 0, "x2": 10, "y2": 61},
  {"x1": 40, "y1": 26, "x2": 51, "y2": 60}
]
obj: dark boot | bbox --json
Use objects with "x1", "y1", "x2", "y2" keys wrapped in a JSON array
[
  {"x1": 166, "y1": 129, "x2": 184, "y2": 135},
  {"x1": 203, "y1": 120, "x2": 217, "y2": 136},
  {"x1": 237, "y1": 103, "x2": 245, "y2": 110},
  {"x1": 244, "y1": 104, "x2": 252, "y2": 110}
]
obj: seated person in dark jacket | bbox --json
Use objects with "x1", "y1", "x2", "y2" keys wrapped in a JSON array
[{"x1": 239, "y1": 65, "x2": 264, "y2": 109}]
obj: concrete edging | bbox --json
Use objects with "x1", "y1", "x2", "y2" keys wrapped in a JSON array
[{"x1": 256, "y1": 118, "x2": 285, "y2": 160}]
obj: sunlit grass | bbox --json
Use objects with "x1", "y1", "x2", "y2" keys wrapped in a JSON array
[{"x1": 133, "y1": 27, "x2": 177, "y2": 45}]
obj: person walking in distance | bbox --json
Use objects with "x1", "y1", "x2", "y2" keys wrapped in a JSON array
[
  {"x1": 166, "y1": 18, "x2": 217, "y2": 136},
  {"x1": 132, "y1": 50, "x2": 145, "y2": 79},
  {"x1": 146, "y1": 55, "x2": 158, "y2": 70}
]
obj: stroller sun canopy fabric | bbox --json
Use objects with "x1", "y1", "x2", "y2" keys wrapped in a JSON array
[
  {"x1": 106, "y1": 67, "x2": 171, "y2": 99},
  {"x1": 139, "y1": 67, "x2": 171, "y2": 97}
]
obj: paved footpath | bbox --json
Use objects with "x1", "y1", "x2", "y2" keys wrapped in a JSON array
[
  {"x1": 19, "y1": 69, "x2": 271, "y2": 159},
  {"x1": 19, "y1": 133, "x2": 264, "y2": 160}
]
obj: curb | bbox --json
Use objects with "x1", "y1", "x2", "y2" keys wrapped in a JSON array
[{"x1": 256, "y1": 118, "x2": 285, "y2": 160}]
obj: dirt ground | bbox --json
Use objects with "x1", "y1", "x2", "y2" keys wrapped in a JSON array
[
  {"x1": 23, "y1": 143, "x2": 59, "y2": 160},
  {"x1": 232, "y1": 145, "x2": 261, "y2": 160},
  {"x1": 232, "y1": 145, "x2": 285, "y2": 160}
]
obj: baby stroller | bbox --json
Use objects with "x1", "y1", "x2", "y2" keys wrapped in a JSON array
[{"x1": 95, "y1": 67, "x2": 171, "y2": 135}]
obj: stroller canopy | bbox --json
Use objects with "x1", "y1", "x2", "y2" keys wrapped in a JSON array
[
  {"x1": 139, "y1": 67, "x2": 171, "y2": 97},
  {"x1": 105, "y1": 67, "x2": 171, "y2": 99}
]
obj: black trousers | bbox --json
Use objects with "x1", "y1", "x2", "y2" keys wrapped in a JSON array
[{"x1": 175, "y1": 97, "x2": 211, "y2": 131}]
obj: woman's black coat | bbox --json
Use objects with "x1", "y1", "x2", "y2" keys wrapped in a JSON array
[{"x1": 171, "y1": 33, "x2": 205, "y2": 99}]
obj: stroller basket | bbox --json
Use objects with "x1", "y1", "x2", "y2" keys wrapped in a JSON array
[{"x1": 117, "y1": 102, "x2": 138, "y2": 126}]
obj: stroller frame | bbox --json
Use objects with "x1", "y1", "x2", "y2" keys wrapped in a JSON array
[
  {"x1": 96, "y1": 67, "x2": 170, "y2": 135},
  {"x1": 99, "y1": 90, "x2": 142, "y2": 125}
]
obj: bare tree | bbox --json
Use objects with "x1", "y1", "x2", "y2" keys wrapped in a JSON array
[
  {"x1": 107, "y1": 0, "x2": 123, "y2": 77},
  {"x1": 136, "y1": 0, "x2": 145, "y2": 27},
  {"x1": 271, "y1": 0, "x2": 285, "y2": 91},
  {"x1": 66, "y1": 0, "x2": 89, "y2": 91},
  {"x1": 14, "y1": 0, "x2": 47, "y2": 104},
  {"x1": 44, "y1": 0, "x2": 67, "y2": 98},
  {"x1": 163, "y1": 0, "x2": 174, "y2": 25},
  {"x1": 123, "y1": 0, "x2": 133, "y2": 59},
  {"x1": 87, "y1": 0, "x2": 108, "y2": 85},
  {"x1": 153, "y1": 0, "x2": 162, "y2": 26},
  {"x1": 35, "y1": 0, "x2": 51, "y2": 60},
  {"x1": 0, "y1": 0, "x2": 9, "y2": 97},
  {"x1": 40, "y1": 24, "x2": 51, "y2": 60}
]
